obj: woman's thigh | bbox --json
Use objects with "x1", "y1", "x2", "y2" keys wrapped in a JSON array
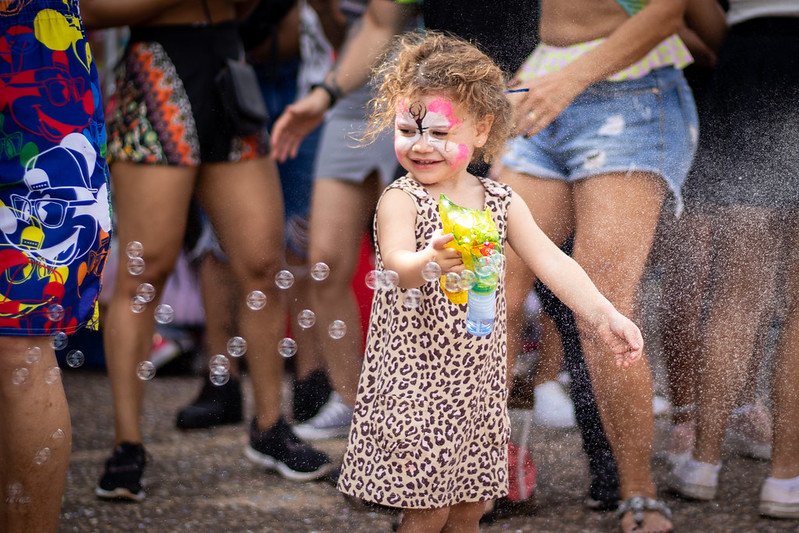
[
  {"x1": 110, "y1": 162, "x2": 197, "y2": 280},
  {"x1": 308, "y1": 176, "x2": 380, "y2": 276},
  {"x1": 500, "y1": 169, "x2": 574, "y2": 252},
  {"x1": 571, "y1": 172, "x2": 666, "y2": 311},
  {"x1": 195, "y1": 157, "x2": 284, "y2": 278}
]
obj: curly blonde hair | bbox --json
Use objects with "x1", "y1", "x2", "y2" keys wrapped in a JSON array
[{"x1": 364, "y1": 31, "x2": 512, "y2": 164}]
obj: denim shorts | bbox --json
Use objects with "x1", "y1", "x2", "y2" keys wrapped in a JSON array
[{"x1": 502, "y1": 66, "x2": 698, "y2": 214}]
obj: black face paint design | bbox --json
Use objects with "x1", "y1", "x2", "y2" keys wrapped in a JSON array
[{"x1": 409, "y1": 101, "x2": 428, "y2": 135}]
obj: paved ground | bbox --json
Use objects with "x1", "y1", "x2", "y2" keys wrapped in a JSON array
[{"x1": 59, "y1": 370, "x2": 798, "y2": 533}]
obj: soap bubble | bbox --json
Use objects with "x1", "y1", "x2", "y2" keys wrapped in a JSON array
[
  {"x1": 275, "y1": 270, "x2": 294, "y2": 290},
  {"x1": 209, "y1": 354, "x2": 230, "y2": 373},
  {"x1": 136, "y1": 361, "x2": 156, "y2": 381},
  {"x1": 422, "y1": 262, "x2": 442, "y2": 282},
  {"x1": 66, "y1": 350, "x2": 84, "y2": 368},
  {"x1": 365, "y1": 270, "x2": 379, "y2": 289},
  {"x1": 44, "y1": 367, "x2": 61, "y2": 385},
  {"x1": 136, "y1": 283, "x2": 155, "y2": 303},
  {"x1": 47, "y1": 304, "x2": 64, "y2": 322},
  {"x1": 278, "y1": 338, "x2": 297, "y2": 358},
  {"x1": 328, "y1": 320, "x2": 347, "y2": 340},
  {"x1": 51, "y1": 429, "x2": 65, "y2": 442},
  {"x1": 25, "y1": 346, "x2": 41, "y2": 365},
  {"x1": 246, "y1": 290, "x2": 266, "y2": 310},
  {"x1": 458, "y1": 270, "x2": 477, "y2": 291},
  {"x1": 226, "y1": 336, "x2": 247, "y2": 358},
  {"x1": 209, "y1": 369, "x2": 229, "y2": 386},
  {"x1": 130, "y1": 296, "x2": 146, "y2": 314},
  {"x1": 50, "y1": 331, "x2": 68, "y2": 350},
  {"x1": 127, "y1": 257, "x2": 145, "y2": 276},
  {"x1": 402, "y1": 289, "x2": 423, "y2": 309},
  {"x1": 444, "y1": 272, "x2": 461, "y2": 292},
  {"x1": 310, "y1": 262, "x2": 330, "y2": 281},
  {"x1": 154, "y1": 304, "x2": 174, "y2": 324},
  {"x1": 297, "y1": 309, "x2": 316, "y2": 329},
  {"x1": 11, "y1": 368, "x2": 28, "y2": 385},
  {"x1": 33, "y1": 447, "x2": 51, "y2": 465},
  {"x1": 379, "y1": 270, "x2": 399, "y2": 289},
  {"x1": 126, "y1": 241, "x2": 143, "y2": 258}
]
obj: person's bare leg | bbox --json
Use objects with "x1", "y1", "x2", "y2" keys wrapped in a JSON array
[
  {"x1": 441, "y1": 501, "x2": 484, "y2": 533},
  {"x1": 500, "y1": 171, "x2": 573, "y2": 386},
  {"x1": 767, "y1": 220, "x2": 799, "y2": 480},
  {"x1": 534, "y1": 313, "x2": 565, "y2": 386},
  {"x1": 397, "y1": 507, "x2": 450, "y2": 533},
  {"x1": 198, "y1": 253, "x2": 241, "y2": 378},
  {"x1": 659, "y1": 209, "x2": 713, "y2": 425},
  {"x1": 197, "y1": 157, "x2": 286, "y2": 430},
  {"x1": 307, "y1": 175, "x2": 380, "y2": 406},
  {"x1": 693, "y1": 207, "x2": 781, "y2": 465},
  {"x1": 285, "y1": 248, "x2": 324, "y2": 381},
  {"x1": 0, "y1": 339, "x2": 70, "y2": 532},
  {"x1": 104, "y1": 162, "x2": 196, "y2": 444},
  {"x1": 571, "y1": 172, "x2": 669, "y2": 532}
]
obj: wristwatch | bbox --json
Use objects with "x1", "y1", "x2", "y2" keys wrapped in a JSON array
[{"x1": 310, "y1": 80, "x2": 342, "y2": 109}]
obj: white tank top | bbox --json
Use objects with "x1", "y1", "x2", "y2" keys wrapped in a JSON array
[{"x1": 727, "y1": 0, "x2": 799, "y2": 25}]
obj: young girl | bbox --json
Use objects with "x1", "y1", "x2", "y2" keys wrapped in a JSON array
[{"x1": 337, "y1": 33, "x2": 646, "y2": 533}]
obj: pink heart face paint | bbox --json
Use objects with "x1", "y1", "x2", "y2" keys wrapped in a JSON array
[{"x1": 394, "y1": 94, "x2": 477, "y2": 184}]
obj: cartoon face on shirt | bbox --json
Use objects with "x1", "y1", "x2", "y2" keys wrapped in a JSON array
[{"x1": 394, "y1": 94, "x2": 489, "y2": 185}]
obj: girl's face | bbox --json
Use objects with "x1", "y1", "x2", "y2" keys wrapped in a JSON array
[{"x1": 394, "y1": 93, "x2": 491, "y2": 186}]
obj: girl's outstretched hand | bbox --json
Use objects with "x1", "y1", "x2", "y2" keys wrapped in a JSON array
[{"x1": 596, "y1": 311, "x2": 644, "y2": 368}]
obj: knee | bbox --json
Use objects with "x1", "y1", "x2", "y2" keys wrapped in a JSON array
[
  {"x1": 113, "y1": 252, "x2": 179, "y2": 299},
  {"x1": 308, "y1": 249, "x2": 358, "y2": 296},
  {"x1": 228, "y1": 249, "x2": 283, "y2": 288}
]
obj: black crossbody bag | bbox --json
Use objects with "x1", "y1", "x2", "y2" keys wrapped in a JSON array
[{"x1": 202, "y1": 0, "x2": 269, "y2": 136}]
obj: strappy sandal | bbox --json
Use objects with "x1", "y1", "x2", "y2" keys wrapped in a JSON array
[{"x1": 616, "y1": 496, "x2": 673, "y2": 531}]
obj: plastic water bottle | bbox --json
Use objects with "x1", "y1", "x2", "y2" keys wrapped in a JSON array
[{"x1": 466, "y1": 286, "x2": 496, "y2": 336}]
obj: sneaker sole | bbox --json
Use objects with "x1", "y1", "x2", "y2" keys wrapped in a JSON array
[
  {"x1": 244, "y1": 445, "x2": 333, "y2": 482},
  {"x1": 95, "y1": 486, "x2": 145, "y2": 502},
  {"x1": 293, "y1": 425, "x2": 351, "y2": 441},
  {"x1": 760, "y1": 501, "x2": 799, "y2": 519}
]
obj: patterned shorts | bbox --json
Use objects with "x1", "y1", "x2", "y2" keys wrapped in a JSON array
[
  {"x1": 0, "y1": 0, "x2": 112, "y2": 335},
  {"x1": 106, "y1": 22, "x2": 269, "y2": 166}
]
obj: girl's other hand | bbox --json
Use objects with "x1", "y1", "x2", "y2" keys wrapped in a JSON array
[
  {"x1": 428, "y1": 232, "x2": 464, "y2": 273},
  {"x1": 596, "y1": 311, "x2": 644, "y2": 368}
]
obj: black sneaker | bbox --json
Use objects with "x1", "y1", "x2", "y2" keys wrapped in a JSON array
[
  {"x1": 175, "y1": 376, "x2": 243, "y2": 429},
  {"x1": 244, "y1": 417, "x2": 333, "y2": 481},
  {"x1": 95, "y1": 442, "x2": 147, "y2": 502},
  {"x1": 292, "y1": 370, "x2": 332, "y2": 422}
]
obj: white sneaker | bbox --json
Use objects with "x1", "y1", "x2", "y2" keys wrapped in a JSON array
[
  {"x1": 725, "y1": 402, "x2": 772, "y2": 461},
  {"x1": 531, "y1": 381, "x2": 576, "y2": 429},
  {"x1": 293, "y1": 393, "x2": 353, "y2": 440},
  {"x1": 669, "y1": 457, "x2": 720, "y2": 500},
  {"x1": 760, "y1": 475, "x2": 799, "y2": 519}
]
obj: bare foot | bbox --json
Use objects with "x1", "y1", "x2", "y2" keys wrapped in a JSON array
[{"x1": 620, "y1": 509, "x2": 673, "y2": 533}]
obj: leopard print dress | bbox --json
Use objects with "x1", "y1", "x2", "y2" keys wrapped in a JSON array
[{"x1": 337, "y1": 175, "x2": 512, "y2": 509}]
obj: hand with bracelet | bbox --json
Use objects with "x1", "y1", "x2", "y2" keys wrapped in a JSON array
[{"x1": 270, "y1": 74, "x2": 340, "y2": 162}]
